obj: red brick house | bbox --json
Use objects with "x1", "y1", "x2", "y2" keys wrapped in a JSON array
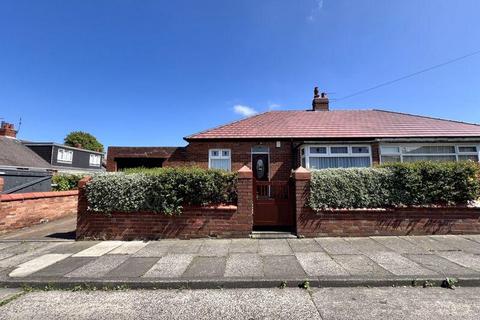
[{"x1": 106, "y1": 89, "x2": 480, "y2": 229}]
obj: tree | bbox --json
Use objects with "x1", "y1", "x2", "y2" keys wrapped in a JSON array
[{"x1": 64, "y1": 131, "x2": 104, "y2": 152}]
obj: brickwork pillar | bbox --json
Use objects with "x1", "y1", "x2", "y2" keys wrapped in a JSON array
[
  {"x1": 293, "y1": 167, "x2": 311, "y2": 236},
  {"x1": 0, "y1": 177, "x2": 4, "y2": 194},
  {"x1": 76, "y1": 176, "x2": 92, "y2": 239},
  {"x1": 236, "y1": 165, "x2": 253, "y2": 234}
]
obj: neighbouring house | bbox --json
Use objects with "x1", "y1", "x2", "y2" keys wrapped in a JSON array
[
  {"x1": 105, "y1": 88, "x2": 480, "y2": 229},
  {"x1": 0, "y1": 122, "x2": 53, "y2": 194},
  {"x1": 25, "y1": 142, "x2": 105, "y2": 174}
]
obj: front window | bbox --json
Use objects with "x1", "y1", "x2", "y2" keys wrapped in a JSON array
[
  {"x1": 89, "y1": 154, "x2": 101, "y2": 167},
  {"x1": 301, "y1": 145, "x2": 371, "y2": 170},
  {"x1": 57, "y1": 149, "x2": 73, "y2": 163},
  {"x1": 380, "y1": 144, "x2": 479, "y2": 163},
  {"x1": 209, "y1": 149, "x2": 231, "y2": 171}
]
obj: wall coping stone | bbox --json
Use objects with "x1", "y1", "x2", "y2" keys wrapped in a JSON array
[
  {"x1": 293, "y1": 166, "x2": 311, "y2": 180},
  {"x1": 0, "y1": 190, "x2": 79, "y2": 202}
]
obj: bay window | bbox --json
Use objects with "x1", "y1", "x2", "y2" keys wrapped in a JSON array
[
  {"x1": 380, "y1": 144, "x2": 479, "y2": 163},
  {"x1": 208, "y1": 149, "x2": 231, "y2": 171},
  {"x1": 301, "y1": 145, "x2": 371, "y2": 170}
]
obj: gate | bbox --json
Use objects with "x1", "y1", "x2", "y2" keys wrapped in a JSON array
[{"x1": 253, "y1": 180, "x2": 293, "y2": 227}]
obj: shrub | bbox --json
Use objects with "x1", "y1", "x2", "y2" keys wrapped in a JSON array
[
  {"x1": 85, "y1": 167, "x2": 237, "y2": 215},
  {"x1": 309, "y1": 168, "x2": 394, "y2": 210},
  {"x1": 309, "y1": 161, "x2": 480, "y2": 210},
  {"x1": 52, "y1": 174, "x2": 85, "y2": 191},
  {"x1": 381, "y1": 161, "x2": 480, "y2": 206}
]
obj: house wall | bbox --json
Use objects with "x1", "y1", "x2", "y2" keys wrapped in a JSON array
[
  {"x1": 51, "y1": 145, "x2": 103, "y2": 170},
  {"x1": 0, "y1": 190, "x2": 78, "y2": 233},
  {"x1": 165, "y1": 140, "x2": 295, "y2": 181}
]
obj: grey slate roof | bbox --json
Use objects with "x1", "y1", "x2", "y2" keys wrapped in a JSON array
[{"x1": 0, "y1": 136, "x2": 51, "y2": 169}]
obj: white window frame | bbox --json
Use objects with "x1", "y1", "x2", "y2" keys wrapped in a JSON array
[
  {"x1": 57, "y1": 148, "x2": 73, "y2": 164},
  {"x1": 300, "y1": 145, "x2": 372, "y2": 170},
  {"x1": 89, "y1": 154, "x2": 101, "y2": 167},
  {"x1": 379, "y1": 143, "x2": 480, "y2": 164},
  {"x1": 208, "y1": 149, "x2": 231, "y2": 171}
]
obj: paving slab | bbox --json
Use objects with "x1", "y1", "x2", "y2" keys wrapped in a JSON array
[
  {"x1": 371, "y1": 236, "x2": 428, "y2": 254},
  {"x1": 315, "y1": 238, "x2": 361, "y2": 255},
  {"x1": 133, "y1": 241, "x2": 171, "y2": 257},
  {"x1": 287, "y1": 239, "x2": 324, "y2": 252},
  {"x1": 47, "y1": 241, "x2": 98, "y2": 254},
  {"x1": 400, "y1": 236, "x2": 458, "y2": 252},
  {"x1": 0, "y1": 242, "x2": 63, "y2": 268},
  {"x1": 429, "y1": 235, "x2": 480, "y2": 254},
  {"x1": 295, "y1": 252, "x2": 348, "y2": 276},
  {"x1": 263, "y1": 255, "x2": 307, "y2": 278},
  {"x1": 65, "y1": 255, "x2": 129, "y2": 278},
  {"x1": 72, "y1": 241, "x2": 123, "y2": 257},
  {"x1": 143, "y1": 254, "x2": 194, "y2": 278},
  {"x1": 167, "y1": 240, "x2": 203, "y2": 254},
  {"x1": 331, "y1": 254, "x2": 392, "y2": 276},
  {"x1": 106, "y1": 257, "x2": 159, "y2": 278},
  {"x1": 32, "y1": 257, "x2": 95, "y2": 277},
  {"x1": 344, "y1": 237, "x2": 391, "y2": 254},
  {"x1": 229, "y1": 239, "x2": 258, "y2": 253},
  {"x1": 0, "y1": 242, "x2": 21, "y2": 251},
  {"x1": 108, "y1": 241, "x2": 149, "y2": 255},
  {"x1": 438, "y1": 251, "x2": 480, "y2": 272},
  {"x1": 9, "y1": 254, "x2": 71, "y2": 277},
  {"x1": 224, "y1": 253, "x2": 264, "y2": 278},
  {"x1": 198, "y1": 240, "x2": 230, "y2": 256},
  {"x1": 365, "y1": 252, "x2": 436, "y2": 276},
  {"x1": 463, "y1": 234, "x2": 480, "y2": 244},
  {"x1": 405, "y1": 254, "x2": 478, "y2": 276},
  {"x1": 258, "y1": 239, "x2": 293, "y2": 256},
  {"x1": 182, "y1": 256, "x2": 226, "y2": 278}
]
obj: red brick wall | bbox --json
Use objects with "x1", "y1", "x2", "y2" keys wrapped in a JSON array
[
  {"x1": 293, "y1": 168, "x2": 480, "y2": 237},
  {"x1": 0, "y1": 191, "x2": 78, "y2": 233},
  {"x1": 296, "y1": 207, "x2": 480, "y2": 237},
  {"x1": 76, "y1": 167, "x2": 254, "y2": 240}
]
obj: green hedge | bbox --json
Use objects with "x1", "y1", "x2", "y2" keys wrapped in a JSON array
[
  {"x1": 52, "y1": 174, "x2": 86, "y2": 191},
  {"x1": 85, "y1": 167, "x2": 237, "y2": 215},
  {"x1": 309, "y1": 161, "x2": 480, "y2": 210}
]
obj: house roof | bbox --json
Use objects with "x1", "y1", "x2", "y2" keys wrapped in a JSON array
[
  {"x1": 0, "y1": 137, "x2": 52, "y2": 169},
  {"x1": 185, "y1": 109, "x2": 480, "y2": 140},
  {"x1": 23, "y1": 142, "x2": 104, "y2": 154}
]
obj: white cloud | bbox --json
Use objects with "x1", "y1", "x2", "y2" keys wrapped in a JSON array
[
  {"x1": 307, "y1": 0, "x2": 324, "y2": 22},
  {"x1": 268, "y1": 103, "x2": 281, "y2": 110},
  {"x1": 233, "y1": 105, "x2": 258, "y2": 117}
]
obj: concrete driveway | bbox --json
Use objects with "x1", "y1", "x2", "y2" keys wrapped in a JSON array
[{"x1": 0, "y1": 215, "x2": 76, "y2": 241}]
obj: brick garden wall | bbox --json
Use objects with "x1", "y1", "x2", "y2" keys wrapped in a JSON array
[
  {"x1": 76, "y1": 166, "x2": 254, "y2": 240},
  {"x1": 0, "y1": 190, "x2": 78, "y2": 233},
  {"x1": 293, "y1": 168, "x2": 480, "y2": 237}
]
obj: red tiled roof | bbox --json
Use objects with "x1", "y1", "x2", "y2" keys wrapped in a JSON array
[{"x1": 186, "y1": 110, "x2": 480, "y2": 140}]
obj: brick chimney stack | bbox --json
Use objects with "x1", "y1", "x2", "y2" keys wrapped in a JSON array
[
  {"x1": 0, "y1": 121, "x2": 17, "y2": 138},
  {"x1": 312, "y1": 87, "x2": 329, "y2": 111}
]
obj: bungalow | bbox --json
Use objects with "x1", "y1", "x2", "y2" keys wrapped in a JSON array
[
  {"x1": 108, "y1": 88, "x2": 480, "y2": 181},
  {"x1": 105, "y1": 88, "x2": 480, "y2": 229}
]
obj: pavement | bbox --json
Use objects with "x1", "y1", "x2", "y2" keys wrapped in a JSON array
[
  {"x1": 1, "y1": 286, "x2": 480, "y2": 319},
  {"x1": 1, "y1": 235, "x2": 480, "y2": 289},
  {"x1": 0, "y1": 215, "x2": 77, "y2": 241}
]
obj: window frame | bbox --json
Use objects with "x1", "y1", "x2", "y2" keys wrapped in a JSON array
[
  {"x1": 89, "y1": 154, "x2": 102, "y2": 167},
  {"x1": 380, "y1": 143, "x2": 480, "y2": 164},
  {"x1": 57, "y1": 148, "x2": 73, "y2": 164},
  {"x1": 208, "y1": 148, "x2": 232, "y2": 171},
  {"x1": 300, "y1": 144, "x2": 373, "y2": 170}
]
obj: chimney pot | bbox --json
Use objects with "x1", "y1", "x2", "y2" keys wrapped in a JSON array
[
  {"x1": 0, "y1": 121, "x2": 17, "y2": 138},
  {"x1": 312, "y1": 88, "x2": 329, "y2": 111}
]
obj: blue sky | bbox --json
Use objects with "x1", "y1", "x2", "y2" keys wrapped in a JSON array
[{"x1": 1, "y1": 0, "x2": 480, "y2": 148}]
